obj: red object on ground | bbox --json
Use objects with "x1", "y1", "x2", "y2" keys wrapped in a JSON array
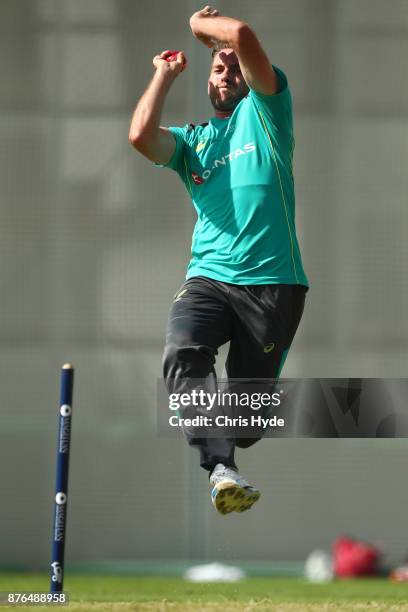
[
  {"x1": 333, "y1": 536, "x2": 380, "y2": 577},
  {"x1": 165, "y1": 51, "x2": 186, "y2": 65}
]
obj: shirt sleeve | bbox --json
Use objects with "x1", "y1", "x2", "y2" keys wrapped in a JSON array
[
  {"x1": 153, "y1": 125, "x2": 188, "y2": 175},
  {"x1": 248, "y1": 65, "x2": 293, "y2": 132}
]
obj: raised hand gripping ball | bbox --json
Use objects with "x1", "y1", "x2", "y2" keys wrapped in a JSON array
[{"x1": 165, "y1": 50, "x2": 187, "y2": 67}]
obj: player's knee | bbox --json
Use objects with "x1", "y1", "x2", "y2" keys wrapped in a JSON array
[
  {"x1": 163, "y1": 342, "x2": 195, "y2": 371},
  {"x1": 162, "y1": 343, "x2": 182, "y2": 379},
  {"x1": 162, "y1": 342, "x2": 214, "y2": 381}
]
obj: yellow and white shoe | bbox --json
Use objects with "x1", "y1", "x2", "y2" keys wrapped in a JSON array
[{"x1": 210, "y1": 463, "x2": 261, "y2": 515}]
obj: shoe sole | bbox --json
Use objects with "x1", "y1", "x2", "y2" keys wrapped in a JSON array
[{"x1": 211, "y1": 480, "x2": 261, "y2": 515}]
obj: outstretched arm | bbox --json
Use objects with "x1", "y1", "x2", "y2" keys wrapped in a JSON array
[
  {"x1": 189, "y1": 5, "x2": 279, "y2": 95},
  {"x1": 129, "y1": 50, "x2": 187, "y2": 165}
]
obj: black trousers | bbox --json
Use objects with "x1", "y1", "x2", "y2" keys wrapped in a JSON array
[{"x1": 163, "y1": 276, "x2": 307, "y2": 471}]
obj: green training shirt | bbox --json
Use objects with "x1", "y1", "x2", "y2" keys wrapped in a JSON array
[{"x1": 156, "y1": 66, "x2": 308, "y2": 287}]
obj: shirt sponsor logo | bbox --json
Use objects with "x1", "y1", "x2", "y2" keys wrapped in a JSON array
[
  {"x1": 191, "y1": 172, "x2": 204, "y2": 185},
  {"x1": 201, "y1": 142, "x2": 256, "y2": 181}
]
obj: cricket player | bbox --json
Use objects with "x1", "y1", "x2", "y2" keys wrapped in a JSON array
[{"x1": 129, "y1": 6, "x2": 309, "y2": 514}]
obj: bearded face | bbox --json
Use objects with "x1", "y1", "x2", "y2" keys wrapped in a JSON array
[{"x1": 208, "y1": 49, "x2": 249, "y2": 113}]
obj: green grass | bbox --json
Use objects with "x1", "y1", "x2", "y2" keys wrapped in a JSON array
[{"x1": 1, "y1": 574, "x2": 408, "y2": 611}]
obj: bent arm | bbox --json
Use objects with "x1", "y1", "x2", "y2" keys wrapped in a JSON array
[
  {"x1": 190, "y1": 6, "x2": 278, "y2": 95},
  {"x1": 129, "y1": 51, "x2": 186, "y2": 165}
]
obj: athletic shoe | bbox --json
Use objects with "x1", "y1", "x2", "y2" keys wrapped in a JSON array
[{"x1": 209, "y1": 463, "x2": 261, "y2": 515}]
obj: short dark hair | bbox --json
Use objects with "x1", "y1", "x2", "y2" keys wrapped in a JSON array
[{"x1": 211, "y1": 41, "x2": 232, "y2": 59}]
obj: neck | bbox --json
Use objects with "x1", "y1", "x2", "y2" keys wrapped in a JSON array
[{"x1": 214, "y1": 110, "x2": 232, "y2": 119}]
